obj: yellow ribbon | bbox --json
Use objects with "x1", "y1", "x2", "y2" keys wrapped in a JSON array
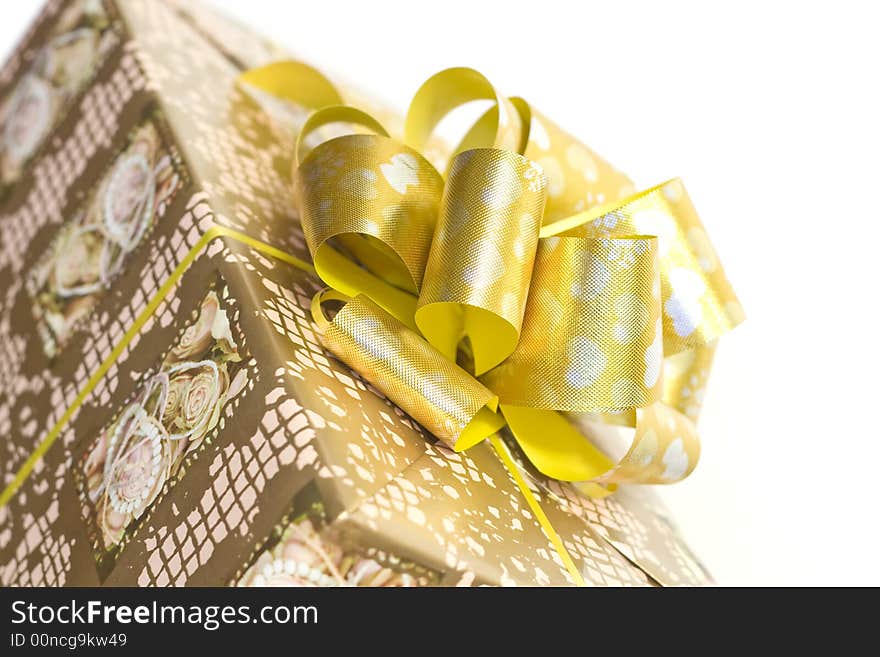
[{"x1": 240, "y1": 62, "x2": 744, "y2": 495}]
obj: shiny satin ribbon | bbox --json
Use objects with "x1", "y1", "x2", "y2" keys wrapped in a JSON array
[{"x1": 243, "y1": 63, "x2": 745, "y2": 495}]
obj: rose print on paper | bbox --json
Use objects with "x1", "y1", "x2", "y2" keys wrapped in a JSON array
[
  {"x1": 79, "y1": 289, "x2": 249, "y2": 554},
  {"x1": 237, "y1": 518, "x2": 432, "y2": 588},
  {"x1": 27, "y1": 118, "x2": 183, "y2": 358},
  {"x1": 0, "y1": 0, "x2": 114, "y2": 190}
]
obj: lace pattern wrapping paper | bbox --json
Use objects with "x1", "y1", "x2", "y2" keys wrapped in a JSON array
[{"x1": 0, "y1": 0, "x2": 717, "y2": 586}]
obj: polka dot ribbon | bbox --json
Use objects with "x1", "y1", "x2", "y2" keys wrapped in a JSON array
[{"x1": 240, "y1": 64, "x2": 745, "y2": 494}]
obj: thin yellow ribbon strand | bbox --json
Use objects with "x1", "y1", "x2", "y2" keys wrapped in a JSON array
[{"x1": 489, "y1": 434, "x2": 586, "y2": 587}]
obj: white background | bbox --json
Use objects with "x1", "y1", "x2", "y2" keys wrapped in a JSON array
[{"x1": 3, "y1": 0, "x2": 879, "y2": 586}]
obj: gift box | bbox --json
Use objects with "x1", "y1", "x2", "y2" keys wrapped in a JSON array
[{"x1": 0, "y1": 0, "x2": 740, "y2": 587}]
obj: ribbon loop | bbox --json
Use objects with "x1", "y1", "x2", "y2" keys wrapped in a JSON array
[
  {"x1": 314, "y1": 292, "x2": 505, "y2": 450},
  {"x1": 415, "y1": 148, "x2": 547, "y2": 375},
  {"x1": 519, "y1": 106, "x2": 637, "y2": 225},
  {"x1": 483, "y1": 235, "x2": 661, "y2": 411},
  {"x1": 404, "y1": 67, "x2": 526, "y2": 173},
  {"x1": 662, "y1": 341, "x2": 716, "y2": 420},
  {"x1": 544, "y1": 179, "x2": 745, "y2": 356},
  {"x1": 238, "y1": 60, "x2": 342, "y2": 112},
  {"x1": 293, "y1": 104, "x2": 390, "y2": 170},
  {"x1": 294, "y1": 117, "x2": 444, "y2": 324}
]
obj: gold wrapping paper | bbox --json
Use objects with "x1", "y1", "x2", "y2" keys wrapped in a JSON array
[{"x1": 0, "y1": 0, "x2": 736, "y2": 588}]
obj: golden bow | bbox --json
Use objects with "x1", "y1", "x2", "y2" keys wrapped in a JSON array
[{"x1": 240, "y1": 64, "x2": 744, "y2": 496}]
